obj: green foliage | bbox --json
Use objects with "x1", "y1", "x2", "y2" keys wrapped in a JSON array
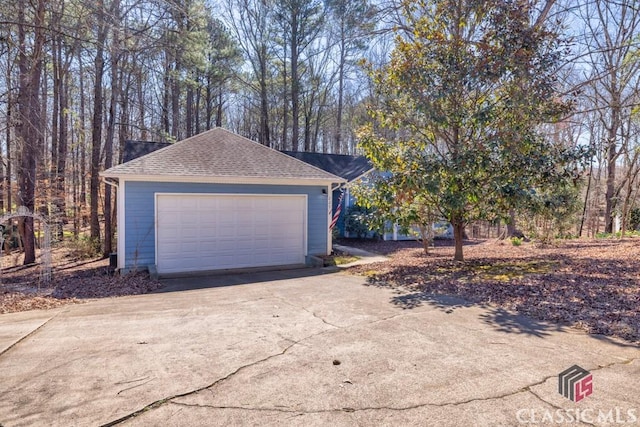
[
  {"x1": 629, "y1": 208, "x2": 640, "y2": 231},
  {"x1": 331, "y1": 225, "x2": 340, "y2": 240},
  {"x1": 344, "y1": 205, "x2": 376, "y2": 238},
  {"x1": 203, "y1": 17, "x2": 243, "y2": 83},
  {"x1": 519, "y1": 183, "x2": 582, "y2": 242},
  {"x1": 66, "y1": 235, "x2": 101, "y2": 260},
  {"x1": 326, "y1": 0, "x2": 377, "y2": 52},
  {"x1": 596, "y1": 230, "x2": 640, "y2": 239},
  {"x1": 323, "y1": 254, "x2": 360, "y2": 266},
  {"x1": 351, "y1": 173, "x2": 438, "y2": 239},
  {"x1": 358, "y1": 0, "x2": 589, "y2": 260},
  {"x1": 167, "y1": 0, "x2": 210, "y2": 70},
  {"x1": 510, "y1": 236, "x2": 523, "y2": 246}
]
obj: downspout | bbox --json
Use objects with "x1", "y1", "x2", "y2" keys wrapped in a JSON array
[
  {"x1": 102, "y1": 177, "x2": 119, "y2": 270},
  {"x1": 102, "y1": 177, "x2": 119, "y2": 189}
]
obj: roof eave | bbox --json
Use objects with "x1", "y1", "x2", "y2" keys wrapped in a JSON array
[
  {"x1": 99, "y1": 172, "x2": 346, "y2": 186},
  {"x1": 345, "y1": 167, "x2": 376, "y2": 186}
]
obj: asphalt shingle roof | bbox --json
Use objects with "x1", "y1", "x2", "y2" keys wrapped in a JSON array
[
  {"x1": 103, "y1": 128, "x2": 344, "y2": 182},
  {"x1": 281, "y1": 151, "x2": 373, "y2": 182},
  {"x1": 122, "y1": 140, "x2": 172, "y2": 163}
]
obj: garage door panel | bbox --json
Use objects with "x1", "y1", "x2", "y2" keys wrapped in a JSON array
[
  {"x1": 199, "y1": 198, "x2": 219, "y2": 209},
  {"x1": 156, "y1": 194, "x2": 306, "y2": 274}
]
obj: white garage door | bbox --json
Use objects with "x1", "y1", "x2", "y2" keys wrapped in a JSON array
[{"x1": 156, "y1": 194, "x2": 307, "y2": 274}]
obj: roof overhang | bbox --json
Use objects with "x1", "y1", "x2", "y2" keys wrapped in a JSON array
[
  {"x1": 99, "y1": 172, "x2": 346, "y2": 186},
  {"x1": 346, "y1": 167, "x2": 375, "y2": 186}
]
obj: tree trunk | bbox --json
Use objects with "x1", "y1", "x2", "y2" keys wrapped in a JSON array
[
  {"x1": 171, "y1": 60, "x2": 181, "y2": 139},
  {"x1": 505, "y1": 208, "x2": 519, "y2": 238},
  {"x1": 16, "y1": 0, "x2": 46, "y2": 265},
  {"x1": 3, "y1": 59, "x2": 11, "y2": 213},
  {"x1": 78, "y1": 49, "x2": 87, "y2": 215},
  {"x1": 162, "y1": 52, "x2": 170, "y2": 136},
  {"x1": 604, "y1": 73, "x2": 621, "y2": 233},
  {"x1": 103, "y1": 15, "x2": 121, "y2": 257},
  {"x1": 452, "y1": 218, "x2": 465, "y2": 261},
  {"x1": 604, "y1": 138, "x2": 617, "y2": 233},
  {"x1": 186, "y1": 73, "x2": 193, "y2": 138},
  {"x1": 290, "y1": 11, "x2": 300, "y2": 151},
  {"x1": 216, "y1": 88, "x2": 223, "y2": 127},
  {"x1": 335, "y1": 32, "x2": 345, "y2": 154},
  {"x1": 303, "y1": 97, "x2": 313, "y2": 151},
  {"x1": 51, "y1": 36, "x2": 60, "y2": 206},
  {"x1": 619, "y1": 152, "x2": 640, "y2": 238},
  {"x1": 194, "y1": 81, "x2": 201, "y2": 134},
  {"x1": 418, "y1": 225, "x2": 431, "y2": 255},
  {"x1": 138, "y1": 68, "x2": 147, "y2": 140},
  {"x1": 281, "y1": 34, "x2": 288, "y2": 150},
  {"x1": 90, "y1": 9, "x2": 107, "y2": 245},
  {"x1": 259, "y1": 53, "x2": 270, "y2": 147},
  {"x1": 72, "y1": 140, "x2": 79, "y2": 237},
  {"x1": 205, "y1": 73, "x2": 212, "y2": 130},
  {"x1": 55, "y1": 65, "x2": 69, "y2": 239}
]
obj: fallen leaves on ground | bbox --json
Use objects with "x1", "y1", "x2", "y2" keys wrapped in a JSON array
[
  {"x1": 346, "y1": 238, "x2": 640, "y2": 344},
  {"x1": 0, "y1": 247, "x2": 162, "y2": 314}
]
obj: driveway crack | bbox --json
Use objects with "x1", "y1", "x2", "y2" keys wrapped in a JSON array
[
  {"x1": 99, "y1": 328, "x2": 333, "y2": 426},
  {"x1": 143, "y1": 356, "x2": 640, "y2": 420},
  {"x1": 526, "y1": 389, "x2": 596, "y2": 427},
  {"x1": 99, "y1": 311, "x2": 637, "y2": 426},
  {"x1": 300, "y1": 307, "x2": 340, "y2": 328},
  {"x1": 0, "y1": 312, "x2": 61, "y2": 359},
  {"x1": 269, "y1": 294, "x2": 341, "y2": 329}
]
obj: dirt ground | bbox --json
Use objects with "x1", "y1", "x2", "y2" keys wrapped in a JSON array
[
  {"x1": 0, "y1": 246, "x2": 162, "y2": 314},
  {"x1": 342, "y1": 237, "x2": 640, "y2": 345}
]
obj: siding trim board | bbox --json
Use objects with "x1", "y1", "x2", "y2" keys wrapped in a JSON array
[
  {"x1": 117, "y1": 179, "x2": 126, "y2": 270},
  {"x1": 102, "y1": 173, "x2": 339, "y2": 187}
]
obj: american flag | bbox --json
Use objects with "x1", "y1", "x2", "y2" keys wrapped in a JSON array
[{"x1": 330, "y1": 190, "x2": 345, "y2": 230}]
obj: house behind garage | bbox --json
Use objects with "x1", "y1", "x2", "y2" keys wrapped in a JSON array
[{"x1": 101, "y1": 128, "x2": 345, "y2": 275}]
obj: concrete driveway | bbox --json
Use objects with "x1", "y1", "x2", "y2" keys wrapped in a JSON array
[{"x1": 0, "y1": 269, "x2": 638, "y2": 426}]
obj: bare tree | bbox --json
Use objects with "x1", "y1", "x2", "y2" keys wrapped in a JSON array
[
  {"x1": 225, "y1": 0, "x2": 274, "y2": 146},
  {"x1": 581, "y1": 0, "x2": 640, "y2": 233},
  {"x1": 15, "y1": 0, "x2": 46, "y2": 264}
]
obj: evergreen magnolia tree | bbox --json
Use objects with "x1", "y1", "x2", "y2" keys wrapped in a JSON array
[{"x1": 358, "y1": 0, "x2": 585, "y2": 261}]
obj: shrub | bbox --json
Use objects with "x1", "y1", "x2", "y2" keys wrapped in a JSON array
[
  {"x1": 519, "y1": 184, "x2": 581, "y2": 243},
  {"x1": 630, "y1": 208, "x2": 640, "y2": 231},
  {"x1": 66, "y1": 235, "x2": 101, "y2": 260},
  {"x1": 511, "y1": 236, "x2": 523, "y2": 246},
  {"x1": 344, "y1": 205, "x2": 375, "y2": 238}
]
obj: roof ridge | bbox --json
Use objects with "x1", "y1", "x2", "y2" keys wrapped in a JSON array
[
  {"x1": 102, "y1": 128, "x2": 345, "y2": 182},
  {"x1": 282, "y1": 150, "x2": 366, "y2": 159},
  {"x1": 214, "y1": 129, "x2": 351, "y2": 180}
]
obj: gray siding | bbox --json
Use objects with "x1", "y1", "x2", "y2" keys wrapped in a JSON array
[{"x1": 123, "y1": 181, "x2": 328, "y2": 270}]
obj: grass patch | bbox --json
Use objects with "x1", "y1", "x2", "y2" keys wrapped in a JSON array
[
  {"x1": 323, "y1": 255, "x2": 360, "y2": 266},
  {"x1": 431, "y1": 260, "x2": 558, "y2": 283},
  {"x1": 595, "y1": 230, "x2": 640, "y2": 239},
  {"x1": 472, "y1": 260, "x2": 556, "y2": 281}
]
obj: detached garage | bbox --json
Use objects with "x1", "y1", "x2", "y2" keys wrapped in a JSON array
[{"x1": 101, "y1": 128, "x2": 344, "y2": 275}]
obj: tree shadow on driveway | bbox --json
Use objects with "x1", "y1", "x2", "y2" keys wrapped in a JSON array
[
  {"x1": 357, "y1": 250, "x2": 640, "y2": 346},
  {"x1": 388, "y1": 289, "x2": 562, "y2": 338}
]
